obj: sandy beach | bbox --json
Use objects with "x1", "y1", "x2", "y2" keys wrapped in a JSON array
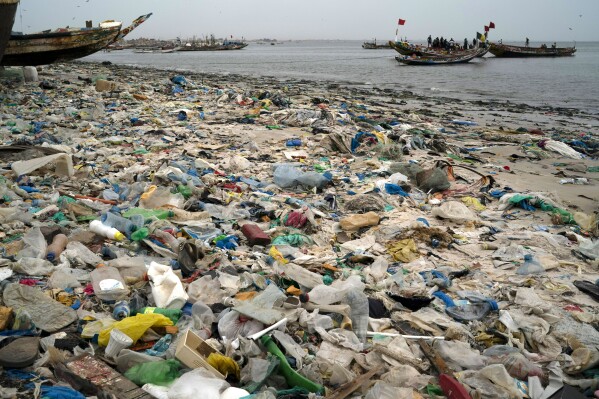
[{"x1": 1, "y1": 60, "x2": 599, "y2": 397}]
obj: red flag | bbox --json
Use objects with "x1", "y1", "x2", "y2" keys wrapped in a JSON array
[
  {"x1": 489, "y1": 22, "x2": 496, "y2": 29},
  {"x1": 484, "y1": 25, "x2": 489, "y2": 32},
  {"x1": 398, "y1": 18, "x2": 406, "y2": 25}
]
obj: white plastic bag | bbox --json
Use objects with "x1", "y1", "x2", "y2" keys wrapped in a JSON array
[{"x1": 167, "y1": 368, "x2": 229, "y2": 399}]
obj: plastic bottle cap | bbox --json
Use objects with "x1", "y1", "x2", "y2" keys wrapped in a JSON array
[
  {"x1": 299, "y1": 294, "x2": 309, "y2": 303},
  {"x1": 114, "y1": 232, "x2": 125, "y2": 241}
]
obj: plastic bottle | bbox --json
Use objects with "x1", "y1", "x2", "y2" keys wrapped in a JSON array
[
  {"x1": 91, "y1": 264, "x2": 130, "y2": 302},
  {"x1": 300, "y1": 285, "x2": 345, "y2": 305},
  {"x1": 346, "y1": 290, "x2": 369, "y2": 344},
  {"x1": 89, "y1": 220, "x2": 125, "y2": 241},
  {"x1": 46, "y1": 234, "x2": 68, "y2": 262},
  {"x1": 278, "y1": 262, "x2": 324, "y2": 289},
  {"x1": 153, "y1": 229, "x2": 181, "y2": 252},
  {"x1": 516, "y1": 254, "x2": 545, "y2": 275},
  {"x1": 129, "y1": 214, "x2": 145, "y2": 230},
  {"x1": 121, "y1": 208, "x2": 174, "y2": 220},
  {"x1": 130, "y1": 227, "x2": 149, "y2": 242},
  {"x1": 445, "y1": 301, "x2": 498, "y2": 322},
  {"x1": 101, "y1": 212, "x2": 136, "y2": 237},
  {"x1": 300, "y1": 276, "x2": 365, "y2": 305},
  {"x1": 128, "y1": 292, "x2": 148, "y2": 313},
  {"x1": 113, "y1": 300, "x2": 130, "y2": 320}
]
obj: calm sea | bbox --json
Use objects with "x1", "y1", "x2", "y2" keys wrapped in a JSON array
[{"x1": 83, "y1": 40, "x2": 599, "y2": 115}]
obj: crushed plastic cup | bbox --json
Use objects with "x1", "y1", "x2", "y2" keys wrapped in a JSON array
[{"x1": 105, "y1": 328, "x2": 133, "y2": 359}]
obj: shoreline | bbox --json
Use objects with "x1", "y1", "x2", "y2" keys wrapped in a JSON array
[
  {"x1": 80, "y1": 59, "x2": 599, "y2": 122},
  {"x1": 77, "y1": 59, "x2": 599, "y2": 128}
]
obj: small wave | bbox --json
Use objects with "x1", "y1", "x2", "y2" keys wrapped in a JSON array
[{"x1": 430, "y1": 87, "x2": 448, "y2": 92}]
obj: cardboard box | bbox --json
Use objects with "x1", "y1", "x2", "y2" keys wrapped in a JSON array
[{"x1": 175, "y1": 329, "x2": 225, "y2": 379}]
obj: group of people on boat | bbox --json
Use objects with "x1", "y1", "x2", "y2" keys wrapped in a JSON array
[
  {"x1": 526, "y1": 38, "x2": 558, "y2": 49},
  {"x1": 427, "y1": 35, "x2": 484, "y2": 51}
]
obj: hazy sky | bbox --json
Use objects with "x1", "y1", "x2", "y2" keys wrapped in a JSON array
[{"x1": 13, "y1": 0, "x2": 597, "y2": 42}]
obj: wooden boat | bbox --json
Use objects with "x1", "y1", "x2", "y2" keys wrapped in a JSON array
[
  {"x1": 389, "y1": 40, "x2": 487, "y2": 58},
  {"x1": 362, "y1": 40, "x2": 391, "y2": 49},
  {"x1": 0, "y1": 0, "x2": 19, "y2": 64},
  {"x1": 177, "y1": 42, "x2": 248, "y2": 51},
  {"x1": 1, "y1": 13, "x2": 152, "y2": 66},
  {"x1": 395, "y1": 51, "x2": 480, "y2": 65},
  {"x1": 489, "y1": 42, "x2": 576, "y2": 57}
]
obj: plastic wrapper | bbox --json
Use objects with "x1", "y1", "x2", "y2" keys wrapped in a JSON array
[
  {"x1": 124, "y1": 359, "x2": 181, "y2": 387},
  {"x1": 431, "y1": 201, "x2": 477, "y2": 223},
  {"x1": 98, "y1": 313, "x2": 173, "y2": 346},
  {"x1": 167, "y1": 368, "x2": 229, "y2": 399},
  {"x1": 217, "y1": 309, "x2": 264, "y2": 340}
]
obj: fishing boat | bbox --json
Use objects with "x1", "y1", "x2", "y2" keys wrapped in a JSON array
[
  {"x1": 362, "y1": 40, "x2": 391, "y2": 49},
  {"x1": 1, "y1": 13, "x2": 152, "y2": 66},
  {"x1": 177, "y1": 35, "x2": 248, "y2": 51},
  {"x1": 389, "y1": 40, "x2": 488, "y2": 58},
  {"x1": 395, "y1": 51, "x2": 480, "y2": 66},
  {"x1": 0, "y1": 0, "x2": 19, "y2": 64},
  {"x1": 177, "y1": 42, "x2": 248, "y2": 51},
  {"x1": 489, "y1": 42, "x2": 576, "y2": 57}
]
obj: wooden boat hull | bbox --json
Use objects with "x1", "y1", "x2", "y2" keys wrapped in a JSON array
[
  {"x1": 389, "y1": 40, "x2": 485, "y2": 58},
  {"x1": 1, "y1": 23, "x2": 121, "y2": 66},
  {"x1": 489, "y1": 43, "x2": 576, "y2": 57},
  {"x1": 362, "y1": 42, "x2": 391, "y2": 49},
  {"x1": 395, "y1": 51, "x2": 479, "y2": 65},
  {"x1": 177, "y1": 43, "x2": 248, "y2": 51},
  {"x1": 0, "y1": 0, "x2": 19, "y2": 64}
]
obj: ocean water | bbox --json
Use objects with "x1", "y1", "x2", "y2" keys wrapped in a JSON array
[{"x1": 83, "y1": 40, "x2": 599, "y2": 115}]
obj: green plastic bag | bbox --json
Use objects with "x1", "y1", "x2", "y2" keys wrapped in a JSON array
[{"x1": 124, "y1": 359, "x2": 181, "y2": 386}]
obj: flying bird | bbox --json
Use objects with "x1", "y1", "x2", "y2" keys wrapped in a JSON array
[{"x1": 569, "y1": 27, "x2": 573, "y2": 30}]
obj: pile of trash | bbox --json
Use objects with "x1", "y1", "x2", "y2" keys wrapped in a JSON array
[{"x1": 0, "y1": 62, "x2": 598, "y2": 399}]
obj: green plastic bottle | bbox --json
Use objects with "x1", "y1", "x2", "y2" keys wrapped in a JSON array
[
  {"x1": 122, "y1": 208, "x2": 174, "y2": 220},
  {"x1": 136, "y1": 307, "x2": 182, "y2": 324},
  {"x1": 131, "y1": 227, "x2": 149, "y2": 241},
  {"x1": 177, "y1": 184, "x2": 192, "y2": 199}
]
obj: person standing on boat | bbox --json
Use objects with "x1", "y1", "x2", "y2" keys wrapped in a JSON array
[
  {"x1": 463, "y1": 38, "x2": 468, "y2": 50},
  {"x1": 427, "y1": 35, "x2": 432, "y2": 47},
  {"x1": 526, "y1": 37, "x2": 529, "y2": 47}
]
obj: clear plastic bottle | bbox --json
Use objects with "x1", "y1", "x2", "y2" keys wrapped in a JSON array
[
  {"x1": 516, "y1": 254, "x2": 545, "y2": 275},
  {"x1": 101, "y1": 212, "x2": 136, "y2": 237},
  {"x1": 445, "y1": 302, "x2": 497, "y2": 322},
  {"x1": 346, "y1": 290, "x2": 369, "y2": 344},
  {"x1": 277, "y1": 262, "x2": 324, "y2": 289},
  {"x1": 91, "y1": 265, "x2": 130, "y2": 302},
  {"x1": 301, "y1": 275, "x2": 365, "y2": 305},
  {"x1": 121, "y1": 208, "x2": 174, "y2": 220},
  {"x1": 153, "y1": 229, "x2": 181, "y2": 253}
]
